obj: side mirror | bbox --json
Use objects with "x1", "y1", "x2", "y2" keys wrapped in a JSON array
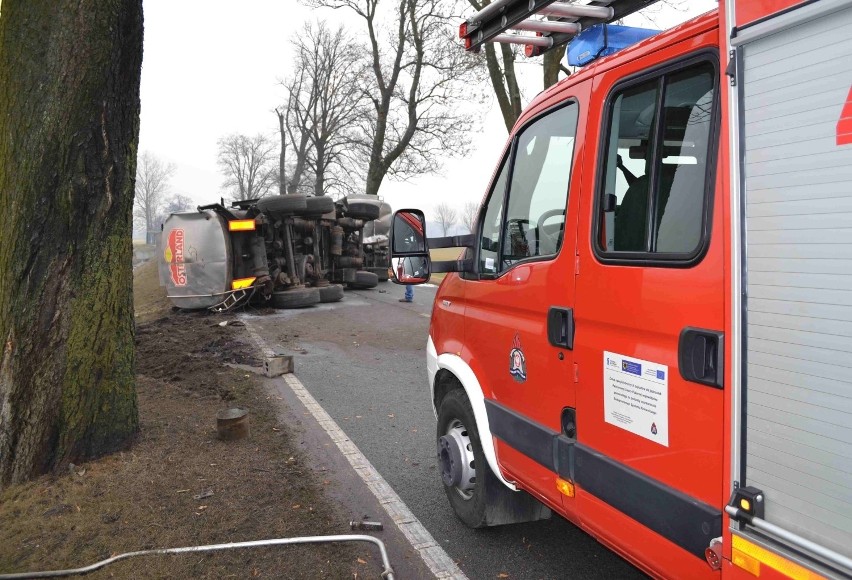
[
  {"x1": 392, "y1": 256, "x2": 431, "y2": 284},
  {"x1": 390, "y1": 210, "x2": 431, "y2": 285}
]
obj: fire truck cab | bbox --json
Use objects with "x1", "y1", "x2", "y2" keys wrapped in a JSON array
[{"x1": 390, "y1": 1, "x2": 852, "y2": 578}]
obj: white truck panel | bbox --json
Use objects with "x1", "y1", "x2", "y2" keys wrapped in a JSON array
[{"x1": 741, "y1": 3, "x2": 852, "y2": 562}]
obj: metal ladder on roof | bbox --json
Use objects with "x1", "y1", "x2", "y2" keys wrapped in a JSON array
[{"x1": 459, "y1": 0, "x2": 661, "y2": 56}]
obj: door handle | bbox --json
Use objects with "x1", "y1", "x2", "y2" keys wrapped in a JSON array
[
  {"x1": 678, "y1": 327, "x2": 724, "y2": 389},
  {"x1": 547, "y1": 307, "x2": 574, "y2": 350}
]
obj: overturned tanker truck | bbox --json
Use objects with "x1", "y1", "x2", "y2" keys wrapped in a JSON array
[{"x1": 158, "y1": 193, "x2": 390, "y2": 311}]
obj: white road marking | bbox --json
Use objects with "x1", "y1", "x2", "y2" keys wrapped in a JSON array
[{"x1": 239, "y1": 316, "x2": 468, "y2": 580}]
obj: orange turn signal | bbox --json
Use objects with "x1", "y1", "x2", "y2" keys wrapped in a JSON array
[
  {"x1": 732, "y1": 549, "x2": 761, "y2": 577},
  {"x1": 229, "y1": 219, "x2": 256, "y2": 232},
  {"x1": 556, "y1": 478, "x2": 575, "y2": 498}
]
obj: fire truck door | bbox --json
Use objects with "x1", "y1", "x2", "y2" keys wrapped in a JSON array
[
  {"x1": 573, "y1": 49, "x2": 726, "y2": 571},
  {"x1": 464, "y1": 81, "x2": 589, "y2": 510}
]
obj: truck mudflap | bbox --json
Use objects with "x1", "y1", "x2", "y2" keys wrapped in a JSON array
[{"x1": 159, "y1": 210, "x2": 232, "y2": 310}]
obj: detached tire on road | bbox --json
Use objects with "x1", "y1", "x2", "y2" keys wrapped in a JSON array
[
  {"x1": 367, "y1": 266, "x2": 389, "y2": 282},
  {"x1": 346, "y1": 270, "x2": 378, "y2": 289},
  {"x1": 256, "y1": 194, "x2": 308, "y2": 216},
  {"x1": 318, "y1": 284, "x2": 344, "y2": 303},
  {"x1": 271, "y1": 287, "x2": 320, "y2": 309},
  {"x1": 437, "y1": 389, "x2": 549, "y2": 528}
]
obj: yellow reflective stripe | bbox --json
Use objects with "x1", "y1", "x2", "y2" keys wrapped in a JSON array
[
  {"x1": 231, "y1": 277, "x2": 256, "y2": 290},
  {"x1": 228, "y1": 219, "x2": 256, "y2": 231},
  {"x1": 732, "y1": 535, "x2": 825, "y2": 580}
]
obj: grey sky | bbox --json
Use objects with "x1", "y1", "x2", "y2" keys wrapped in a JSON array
[{"x1": 138, "y1": 0, "x2": 717, "y2": 227}]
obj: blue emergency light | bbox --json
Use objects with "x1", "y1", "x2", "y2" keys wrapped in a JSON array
[{"x1": 566, "y1": 24, "x2": 659, "y2": 67}]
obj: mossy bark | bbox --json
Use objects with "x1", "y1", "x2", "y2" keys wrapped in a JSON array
[{"x1": 0, "y1": 0, "x2": 143, "y2": 486}]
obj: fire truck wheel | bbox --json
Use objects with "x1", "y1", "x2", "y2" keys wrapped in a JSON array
[
  {"x1": 270, "y1": 287, "x2": 320, "y2": 309},
  {"x1": 367, "y1": 266, "x2": 389, "y2": 282},
  {"x1": 346, "y1": 270, "x2": 378, "y2": 289},
  {"x1": 256, "y1": 194, "x2": 308, "y2": 216},
  {"x1": 318, "y1": 284, "x2": 344, "y2": 303},
  {"x1": 437, "y1": 389, "x2": 498, "y2": 528},
  {"x1": 300, "y1": 195, "x2": 335, "y2": 217},
  {"x1": 343, "y1": 201, "x2": 381, "y2": 221}
]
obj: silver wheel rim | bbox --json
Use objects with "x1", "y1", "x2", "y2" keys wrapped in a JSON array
[{"x1": 442, "y1": 418, "x2": 477, "y2": 500}]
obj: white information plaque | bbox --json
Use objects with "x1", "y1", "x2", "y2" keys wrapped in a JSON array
[{"x1": 603, "y1": 351, "x2": 669, "y2": 447}]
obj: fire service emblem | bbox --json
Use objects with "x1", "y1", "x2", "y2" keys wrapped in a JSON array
[
  {"x1": 509, "y1": 333, "x2": 527, "y2": 383},
  {"x1": 163, "y1": 228, "x2": 187, "y2": 287}
]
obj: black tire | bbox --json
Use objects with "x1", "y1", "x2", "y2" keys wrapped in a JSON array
[
  {"x1": 437, "y1": 389, "x2": 493, "y2": 528},
  {"x1": 300, "y1": 195, "x2": 335, "y2": 217},
  {"x1": 318, "y1": 284, "x2": 344, "y2": 303},
  {"x1": 346, "y1": 270, "x2": 378, "y2": 289},
  {"x1": 367, "y1": 266, "x2": 389, "y2": 282},
  {"x1": 256, "y1": 194, "x2": 307, "y2": 216},
  {"x1": 437, "y1": 389, "x2": 549, "y2": 528},
  {"x1": 270, "y1": 287, "x2": 320, "y2": 309},
  {"x1": 343, "y1": 199, "x2": 381, "y2": 221},
  {"x1": 330, "y1": 268, "x2": 357, "y2": 284}
]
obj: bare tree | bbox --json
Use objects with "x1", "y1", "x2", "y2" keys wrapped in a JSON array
[
  {"x1": 461, "y1": 200, "x2": 479, "y2": 233},
  {"x1": 434, "y1": 202, "x2": 458, "y2": 236},
  {"x1": 283, "y1": 21, "x2": 369, "y2": 197},
  {"x1": 463, "y1": 0, "x2": 571, "y2": 132},
  {"x1": 0, "y1": 0, "x2": 142, "y2": 485},
  {"x1": 280, "y1": 70, "x2": 315, "y2": 194},
  {"x1": 216, "y1": 133, "x2": 278, "y2": 201},
  {"x1": 134, "y1": 151, "x2": 176, "y2": 235},
  {"x1": 153, "y1": 193, "x2": 195, "y2": 230},
  {"x1": 462, "y1": 0, "x2": 687, "y2": 132},
  {"x1": 275, "y1": 107, "x2": 287, "y2": 195},
  {"x1": 307, "y1": 0, "x2": 484, "y2": 196},
  {"x1": 164, "y1": 193, "x2": 195, "y2": 213}
]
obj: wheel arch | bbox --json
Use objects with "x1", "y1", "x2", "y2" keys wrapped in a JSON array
[{"x1": 427, "y1": 336, "x2": 517, "y2": 491}]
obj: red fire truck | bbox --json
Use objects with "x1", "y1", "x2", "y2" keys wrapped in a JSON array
[{"x1": 390, "y1": 1, "x2": 852, "y2": 578}]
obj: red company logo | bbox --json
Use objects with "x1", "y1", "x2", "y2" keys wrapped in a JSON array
[{"x1": 164, "y1": 228, "x2": 187, "y2": 287}]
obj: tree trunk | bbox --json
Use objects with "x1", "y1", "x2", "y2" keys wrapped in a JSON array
[
  {"x1": 0, "y1": 0, "x2": 142, "y2": 486},
  {"x1": 314, "y1": 144, "x2": 325, "y2": 197},
  {"x1": 542, "y1": 46, "x2": 567, "y2": 89},
  {"x1": 364, "y1": 163, "x2": 385, "y2": 196},
  {"x1": 276, "y1": 109, "x2": 286, "y2": 196}
]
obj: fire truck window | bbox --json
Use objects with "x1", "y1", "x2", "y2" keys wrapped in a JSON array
[
  {"x1": 656, "y1": 64, "x2": 714, "y2": 252},
  {"x1": 501, "y1": 103, "x2": 578, "y2": 268},
  {"x1": 600, "y1": 60, "x2": 715, "y2": 258},
  {"x1": 605, "y1": 80, "x2": 659, "y2": 252},
  {"x1": 479, "y1": 158, "x2": 508, "y2": 275}
]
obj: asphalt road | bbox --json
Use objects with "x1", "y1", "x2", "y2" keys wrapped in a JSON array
[{"x1": 247, "y1": 282, "x2": 645, "y2": 580}]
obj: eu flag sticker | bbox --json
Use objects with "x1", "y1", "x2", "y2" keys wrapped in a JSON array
[
  {"x1": 656, "y1": 370, "x2": 665, "y2": 380},
  {"x1": 621, "y1": 360, "x2": 642, "y2": 375}
]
